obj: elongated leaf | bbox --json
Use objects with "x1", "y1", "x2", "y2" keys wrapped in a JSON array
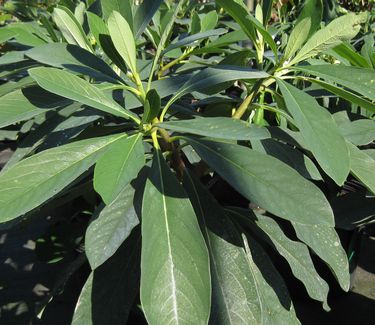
[
  {"x1": 72, "y1": 230, "x2": 141, "y2": 325},
  {"x1": 296, "y1": 0, "x2": 323, "y2": 38},
  {"x1": 169, "y1": 66, "x2": 268, "y2": 105},
  {"x1": 216, "y1": 0, "x2": 277, "y2": 56},
  {"x1": 277, "y1": 79, "x2": 350, "y2": 185},
  {"x1": 53, "y1": 7, "x2": 92, "y2": 52},
  {"x1": 108, "y1": 11, "x2": 137, "y2": 74},
  {"x1": 347, "y1": 143, "x2": 375, "y2": 195},
  {"x1": 133, "y1": 0, "x2": 164, "y2": 38},
  {"x1": 85, "y1": 183, "x2": 139, "y2": 269},
  {"x1": 199, "y1": 29, "x2": 248, "y2": 51},
  {"x1": 29, "y1": 67, "x2": 140, "y2": 123},
  {"x1": 94, "y1": 133, "x2": 145, "y2": 204},
  {"x1": 0, "y1": 134, "x2": 127, "y2": 223},
  {"x1": 183, "y1": 171, "x2": 299, "y2": 324},
  {"x1": 338, "y1": 119, "x2": 375, "y2": 146},
  {"x1": 292, "y1": 222, "x2": 350, "y2": 291},
  {"x1": 0, "y1": 87, "x2": 69, "y2": 128},
  {"x1": 165, "y1": 29, "x2": 227, "y2": 54},
  {"x1": 141, "y1": 151, "x2": 211, "y2": 325},
  {"x1": 290, "y1": 12, "x2": 367, "y2": 65},
  {"x1": 293, "y1": 65, "x2": 375, "y2": 101},
  {"x1": 185, "y1": 137, "x2": 334, "y2": 226},
  {"x1": 142, "y1": 89, "x2": 161, "y2": 123},
  {"x1": 331, "y1": 43, "x2": 371, "y2": 68},
  {"x1": 26, "y1": 43, "x2": 121, "y2": 83},
  {"x1": 284, "y1": 18, "x2": 311, "y2": 60},
  {"x1": 240, "y1": 232, "x2": 301, "y2": 325},
  {"x1": 101, "y1": 0, "x2": 133, "y2": 29},
  {"x1": 253, "y1": 138, "x2": 321, "y2": 180},
  {"x1": 86, "y1": 12, "x2": 128, "y2": 73},
  {"x1": 251, "y1": 214, "x2": 329, "y2": 308},
  {"x1": 303, "y1": 77, "x2": 375, "y2": 113},
  {"x1": 159, "y1": 117, "x2": 270, "y2": 141}
]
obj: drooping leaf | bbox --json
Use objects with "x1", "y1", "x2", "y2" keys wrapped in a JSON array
[
  {"x1": 53, "y1": 6, "x2": 92, "y2": 52},
  {"x1": 277, "y1": 79, "x2": 350, "y2": 185},
  {"x1": 239, "y1": 231, "x2": 301, "y2": 325},
  {"x1": 249, "y1": 213, "x2": 330, "y2": 309},
  {"x1": 284, "y1": 18, "x2": 311, "y2": 60},
  {"x1": 26, "y1": 43, "x2": 122, "y2": 83},
  {"x1": 185, "y1": 137, "x2": 334, "y2": 226},
  {"x1": 141, "y1": 151, "x2": 211, "y2": 325},
  {"x1": 108, "y1": 11, "x2": 137, "y2": 75},
  {"x1": 159, "y1": 117, "x2": 270, "y2": 141},
  {"x1": 0, "y1": 134, "x2": 128, "y2": 223},
  {"x1": 347, "y1": 143, "x2": 375, "y2": 195},
  {"x1": 85, "y1": 182, "x2": 139, "y2": 269},
  {"x1": 290, "y1": 12, "x2": 367, "y2": 65},
  {"x1": 293, "y1": 64, "x2": 375, "y2": 101},
  {"x1": 94, "y1": 133, "x2": 145, "y2": 204},
  {"x1": 29, "y1": 67, "x2": 140, "y2": 123},
  {"x1": 183, "y1": 171, "x2": 299, "y2": 324},
  {"x1": 72, "y1": 230, "x2": 141, "y2": 325},
  {"x1": 292, "y1": 222, "x2": 350, "y2": 291},
  {"x1": 0, "y1": 87, "x2": 70, "y2": 128}
]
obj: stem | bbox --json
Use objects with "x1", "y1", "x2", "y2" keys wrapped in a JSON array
[
  {"x1": 151, "y1": 130, "x2": 160, "y2": 149},
  {"x1": 158, "y1": 48, "x2": 193, "y2": 79},
  {"x1": 232, "y1": 77, "x2": 276, "y2": 120}
]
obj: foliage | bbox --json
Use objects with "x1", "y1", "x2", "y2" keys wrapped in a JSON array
[{"x1": 0, "y1": 0, "x2": 374, "y2": 323}]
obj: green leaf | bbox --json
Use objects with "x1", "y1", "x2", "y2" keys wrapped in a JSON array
[
  {"x1": 29, "y1": 67, "x2": 140, "y2": 123},
  {"x1": 290, "y1": 12, "x2": 367, "y2": 65},
  {"x1": 296, "y1": 0, "x2": 323, "y2": 38},
  {"x1": 338, "y1": 119, "x2": 375, "y2": 146},
  {"x1": 216, "y1": 0, "x2": 277, "y2": 57},
  {"x1": 292, "y1": 222, "x2": 350, "y2": 291},
  {"x1": 347, "y1": 143, "x2": 375, "y2": 195},
  {"x1": 250, "y1": 214, "x2": 329, "y2": 309},
  {"x1": 53, "y1": 6, "x2": 92, "y2": 52},
  {"x1": 26, "y1": 43, "x2": 121, "y2": 83},
  {"x1": 164, "y1": 29, "x2": 227, "y2": 54},
  {"x1": 183, "y1": 171, "x2": 299, "y2": 324},
  {"x1": 330, "y1": 43, "x2": 371, "y2": 68},
  {"x1": 0, "y1": 134, "x2": 127, "y2": 223},
  {"x1": 85, "y1": 183, "x2": 139, "y2": 269},
  {"x1": 72, "y1": 230, "x2": 141, "y2": 325},
  {"x1": 292, "y1": 64, "x2": 375, "y2": 101},
  {"x1": 142, "y1": 89, "x2": 161, "y2": 123},
  {"x1": 252, "y1": 138, "x2": 322, "y2": 180},
  {"x1": 200, "y1": 11, "x2": 218, "y2": 32},
  {"x1": 185, "y1": 137, "x2": 334, "y2": 226},
  {"x1": 240, "y1": 231, "x2": 301, "y2": 325},
  {"x1": 141, "y1": 151, "x2": 211, "y2": 325},
  {"x1": 198, "y1": 29, "x2": 248, "y2": 52},
  {"x1": 0, "y1": 87, "x2": 70, "y2": 128},
  {"x1": 133, "y1": 0, "x2": 164, "y2": 38},
  {"x1": 277, "y1": 79, "x2": 350, "y2": 185},
  {"x1": 86, "y1": 12, "x2": 128, "y2": 73},
  {"x1": 284, "y1": 18, "x2": 311, "y2": 60},
  {"x1": 94, "y1": 133, "x2": 145, "y2": 204},
  {"x1": 159, "y1": 117, "x2": 270, "y2": 141},
  {"x1": 108, "y1": 11, "x2": 138, "y2": 75},
  {"x1": 169, "y1": 66, "x2": 268, "y2": 106},
  {"x1": 101, "y1": 0, "x2": 133, "y2": 29},
  {"x1": 303, "y1": 77, "x2": 375, "y2": 113}
]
